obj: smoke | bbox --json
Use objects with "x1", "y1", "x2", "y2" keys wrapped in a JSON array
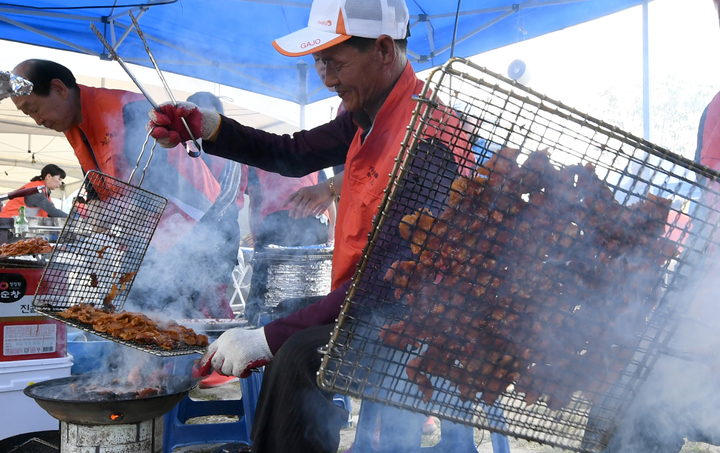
[
  {"x1": 55, "y1": 330, "x2": 198, "y2": 401},
  {"x1": 124, "y1": 197, "x2": 240, "y2": 319},
  {"x1": 603, "y1": 259, "x2": 720, "y2": 453},
  {"x1": 117, "y1": 95, "x2": 325, "y2": 322},
  {"x1": 115, "y1": 95, "x2": 242, "y2": 320}
]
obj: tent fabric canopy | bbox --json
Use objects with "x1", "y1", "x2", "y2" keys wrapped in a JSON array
[{"x1": 0, "y1": 0, "x2": 648, "y2": 106}]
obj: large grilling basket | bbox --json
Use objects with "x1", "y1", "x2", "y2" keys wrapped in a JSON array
[
  {"x1": 30, "y1": 170, "x2": 204, "y2": 357},
  {"x1": 317, "y1": 58, "x2": 720, "y2": 452}
]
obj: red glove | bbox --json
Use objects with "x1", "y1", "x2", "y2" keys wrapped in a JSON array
[{"x1": 147, "y1": 101, "x2": 221, "y2": 148}]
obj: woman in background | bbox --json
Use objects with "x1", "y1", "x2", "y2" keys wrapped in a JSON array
[{"x1": 1, "y1": 164, "x2": 67, "y2": 218}]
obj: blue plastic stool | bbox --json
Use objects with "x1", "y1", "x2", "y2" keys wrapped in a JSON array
[
  {"x1": 352, "y1": 400, "x2": 511, "y2": 453},
  {"x1": 162, "y1": 370, "x2": 263, "y2": 452}
]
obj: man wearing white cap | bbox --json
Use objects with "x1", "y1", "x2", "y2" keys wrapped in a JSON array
[{"x1": 147, "y1": 1, "x2": 470, "y2": 451}]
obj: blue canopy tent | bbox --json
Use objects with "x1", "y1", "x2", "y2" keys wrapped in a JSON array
[{"x1": 0, "y1": 0, "x2": 651, "y2": 127}]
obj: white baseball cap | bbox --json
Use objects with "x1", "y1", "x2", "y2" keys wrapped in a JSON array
[{"x1": 272, "y1": 0, "x2": 410, "y2": 57}]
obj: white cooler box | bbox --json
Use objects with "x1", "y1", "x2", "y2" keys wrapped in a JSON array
[{"x1": 0, "y1": 354, "x2": 73, "y2": 440}]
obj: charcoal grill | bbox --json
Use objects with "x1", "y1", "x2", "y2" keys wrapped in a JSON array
[
  {"x1": 316, "y1": 58, "x2": 720, "y2": 453},
  {"x1": 24, "y1": 374, "x2": 195, "y2": 424},
  {"x1": 30, "y1": 171, "x2": 202, "y2": 356}
]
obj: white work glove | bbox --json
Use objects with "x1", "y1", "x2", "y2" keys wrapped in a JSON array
[
  {"x1": 200, "y1": 327, "x2": 273, "y2": 378},
  {"x1": 146, "y1": 101, "x2": 221, "y2": 148}
]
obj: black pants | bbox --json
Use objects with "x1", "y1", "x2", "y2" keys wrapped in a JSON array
[{"x1": 250, "y1": 324, "x2": 349, "y2": 453}]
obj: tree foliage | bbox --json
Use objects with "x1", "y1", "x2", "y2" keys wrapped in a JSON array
[{"x1": 593, "y1": 74, "x2": 717, "y2": 161}]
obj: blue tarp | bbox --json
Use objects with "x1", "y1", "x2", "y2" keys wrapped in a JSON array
[{"x1": 0, "y1": 0, "x2": 648, "y2": 105}]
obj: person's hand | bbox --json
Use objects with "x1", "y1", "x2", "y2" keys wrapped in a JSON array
[
  {"x1": 146, "y1": 101, "x2": 221, "y2": 148},
  {"x1": 283, "y1": 182, "x2": 334, "y2": 220},
  {"x1": 200, "y1": 327, "x2": 272, "y2": 378}
]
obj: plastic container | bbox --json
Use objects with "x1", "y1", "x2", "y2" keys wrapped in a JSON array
[
  {"x1": 67, "y1": 336, "x2": 118, "y2": 375},
  {"x1": 0, "y1": 267, "x2": 67, "y2": 362},
  {"x1": 0, "y1": 354, "x2": 73, "y2": 441}
]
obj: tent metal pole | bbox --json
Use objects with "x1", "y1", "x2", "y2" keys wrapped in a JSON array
[
  {"x1": 434, "y1": 8, "x2": 516, "y2": 56},
  {"x1": 114, "y1": 8, "x2": 149, "y2": 50},
  {"x1": 110, "y1": 20, "x2": 299, "y2": 98},
  {"x1": 450, "y1": 0, "x2": 462, "y2": 58},
  {"x1": 297, "y1": 61, "x2": 309, "y2": 129},
  {"x1": 238, "y1": 0, "x2": 311, "y2": 8},
  {"x1": 0, "y1": 14, "x2": 99, "y2": 56},
  {"x1": 642, "y1": 0, "x2": 650, "y2": 141},
  {"x1": 411, "y1": 0, "x2": 583, "y2": 21},
  {"x1": 0, "y1": 3, "x2": 152, "y2": 22},
  {"x1": 105, "y1": 5, "x2": 152, "y2": 22},
  {"x1": 426, "y1": 21, "x2": 435, "y2": 59},
  {"x1": 0, "y1": 7, "x2": 96, "y2": 21}
]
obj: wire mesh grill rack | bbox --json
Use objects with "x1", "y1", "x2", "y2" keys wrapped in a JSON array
[
  {"x1": 53, "y1": 315, "x2": 206, "y2": 357},
  {"x1": 28, "y1": 171, "x2": 205, "y2": 357},
  {"x1": 317, "y1": 58, "x2": 720, "y2": 452}
]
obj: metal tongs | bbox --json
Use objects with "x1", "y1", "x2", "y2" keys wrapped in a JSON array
[
  {"x1": 90, "y1": 14, "x2": 201, "y2": 158},
  {"x1": 0, "y1": 185, "x2": 45, "y2": 203}
]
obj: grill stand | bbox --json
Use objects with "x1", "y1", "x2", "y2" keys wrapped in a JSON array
[{"x1": 60, "y1": 417, "x2": 163, "y2": 453}]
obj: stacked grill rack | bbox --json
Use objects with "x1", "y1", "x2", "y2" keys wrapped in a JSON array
[
  {"x1": 317, "y1": 58, "x2": 720, "y2": 452},
  {"x1": 29, "y1": 171, "x2": 203, "y2": 357}
]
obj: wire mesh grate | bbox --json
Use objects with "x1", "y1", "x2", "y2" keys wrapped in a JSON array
[
  {"x1": 27, "y1": 171, "x2": 206, "y2": 357},
  {"x1": 316, "y1": 58, "x2": 720, "y2": 452}
]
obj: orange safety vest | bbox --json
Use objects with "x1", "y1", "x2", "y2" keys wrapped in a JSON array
[
  {"x1": 331, "y1": 63, "x2": 472, "y2": 290},
  {"x1": 64, "y1": 85, "x2": 221, "y2": 251},
  {"x1": 0, "y1": 180, "x2": 51, "y2": 218}
]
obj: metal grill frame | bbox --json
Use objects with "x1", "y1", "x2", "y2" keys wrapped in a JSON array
[
  {"x1": 28, "y1": 171, "x2": 204, "y2": 357},
  {"x1": 317, "y1": 58, "x2": 720, "y2": 452}
]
